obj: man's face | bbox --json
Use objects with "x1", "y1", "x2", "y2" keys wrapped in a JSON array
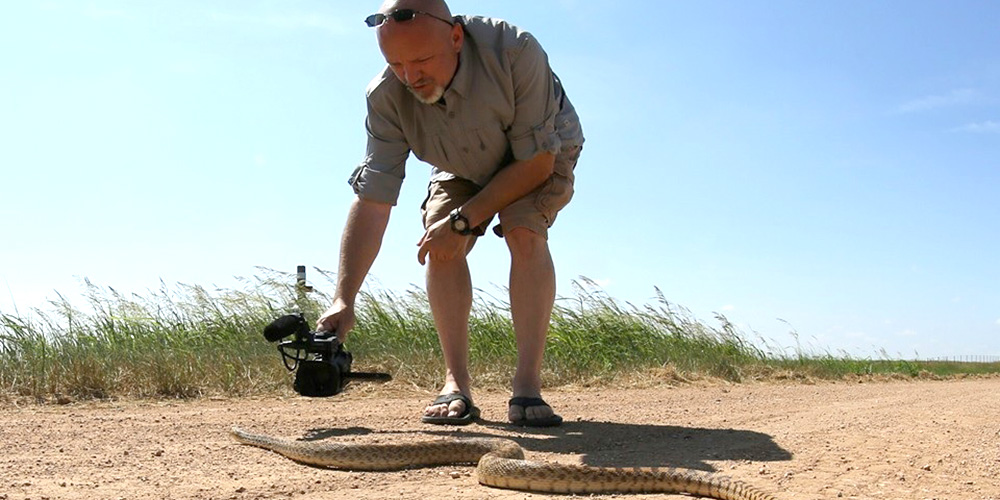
[{"x1": 377, "y1": 18, "x2": 462, "y2": 104}]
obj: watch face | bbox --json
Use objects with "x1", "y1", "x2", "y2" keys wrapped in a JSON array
[{"x1": 450, "y1": 210, "x2": 470, "y2": 234}]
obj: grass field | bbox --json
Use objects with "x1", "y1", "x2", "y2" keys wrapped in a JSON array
[{"x1": 1, "y1": 268, "x2": 996, "y2": 401}]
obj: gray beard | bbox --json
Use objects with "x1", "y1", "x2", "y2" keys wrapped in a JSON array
[{"x1": 410, "y1": 85, "x2": 445, "y2": 105}]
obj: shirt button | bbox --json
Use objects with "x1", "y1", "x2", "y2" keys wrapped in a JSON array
[{"x1": 448, "y1": 112, "x2": 456, "y2": 118}]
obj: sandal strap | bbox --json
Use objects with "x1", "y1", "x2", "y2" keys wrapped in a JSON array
[
  {"x1": 508, "y1": 396, "x2": 549, "y2": 408},
  {"x1": 431, "y1": 392, "x2": 472, "y2": 407}
]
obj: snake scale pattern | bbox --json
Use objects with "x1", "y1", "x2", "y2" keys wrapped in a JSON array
[{"x1": 230, "y1": 427, "x2": 778, "y2": 499}]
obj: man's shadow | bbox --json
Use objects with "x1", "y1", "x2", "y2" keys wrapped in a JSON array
[{"x1": 303, "y1": 419, "x2": 791, "y2": 472}]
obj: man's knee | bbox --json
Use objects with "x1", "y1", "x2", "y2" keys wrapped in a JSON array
[{"x1": 505, "y1": 227, "x2": 549, "y2": 261}]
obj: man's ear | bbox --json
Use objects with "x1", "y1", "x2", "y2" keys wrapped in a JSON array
[{"x1": 450, "y1": 23, "x2": 464, "y2": 52}]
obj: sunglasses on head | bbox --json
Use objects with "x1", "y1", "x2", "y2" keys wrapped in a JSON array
[{"x1": 364, "y1": 9, "x2": 454, "y2": 28}]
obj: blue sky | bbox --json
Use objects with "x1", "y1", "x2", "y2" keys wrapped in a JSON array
[{"x1": 2, "y1": 1, "x2": 998, "y2": 359}]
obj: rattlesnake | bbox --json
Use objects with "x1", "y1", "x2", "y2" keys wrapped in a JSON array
[{"x1": 230, "y1": 426, "x2": 778, "y2": 499}]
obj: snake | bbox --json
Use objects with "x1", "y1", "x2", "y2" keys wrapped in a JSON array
[{"x1": 230, "y1": 426, "x2": 778, "y2": 499}]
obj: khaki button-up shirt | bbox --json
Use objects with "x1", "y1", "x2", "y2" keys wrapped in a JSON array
[{"x1": 349, "y1": 15, "x2": 584, "y2": 205}]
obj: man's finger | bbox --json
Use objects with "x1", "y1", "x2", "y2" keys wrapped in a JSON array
[
  {"x1": 417, "y1": 240, "x2": 430, "y2": 265},
  {"x1": 316, "y1": 316, "x2": 335, "y2": 332}
]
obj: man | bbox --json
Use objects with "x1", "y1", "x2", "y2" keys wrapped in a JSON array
[{"x1": 316, "y1": 0, "x2": 584, "y2": 427}]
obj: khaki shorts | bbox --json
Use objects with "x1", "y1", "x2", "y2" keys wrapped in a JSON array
[{"x1": 421, "y1": 145, "x2": 581, "y2": 242}]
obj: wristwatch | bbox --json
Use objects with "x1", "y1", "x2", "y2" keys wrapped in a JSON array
[{"x1": 448, "y1": 208, "x2": 473, "y2": 235}]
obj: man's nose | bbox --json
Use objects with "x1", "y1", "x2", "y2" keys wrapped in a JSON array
[{"x1": 402, "y1": 65, "x2": 422, "y2": 85}]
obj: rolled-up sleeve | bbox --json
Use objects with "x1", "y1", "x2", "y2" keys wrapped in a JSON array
[
  {"x1": 505, "y1": 32, "x2": 562, "y2": 162},
  {"x1": 348, "y1": 93, "x2": 410, "y2": 205}
]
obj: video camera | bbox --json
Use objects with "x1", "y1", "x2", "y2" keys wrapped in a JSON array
[{"x1": 263, "y1": 313, "x2": 391, "y2": 397}]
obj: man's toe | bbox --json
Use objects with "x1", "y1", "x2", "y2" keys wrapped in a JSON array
[
  {"x1": 508, "y1": 404, "x2": 525, "y2": 422},
  {"x1": 508, "y1": 397, "x2": 562, "y2": 427},
  {"x1": 525, "y1": 404, "x2": 553, "y2": 420},
  {"x1": 447, "y1": 400, "x2": 466, "y2": 418},
  {"x1": 424, "y1": 403, "x2": 447, "y2": 417}
]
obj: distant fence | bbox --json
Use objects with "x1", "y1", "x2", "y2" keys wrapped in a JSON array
[{"x1": 929, "y1": 355, "x2": 1000, "y2": 363}]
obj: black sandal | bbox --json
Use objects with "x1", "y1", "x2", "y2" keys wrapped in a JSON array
[
  {"x1": 508, "y1": 396, "x2": 563, "y2": 427},
  {"x1": 421, "y1": 393, "x2": 480, "y2": 426}
]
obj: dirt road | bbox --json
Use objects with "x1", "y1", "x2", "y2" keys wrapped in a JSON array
[{"x1": 2, "y1": 377, "x2": 998, "y2": 499}]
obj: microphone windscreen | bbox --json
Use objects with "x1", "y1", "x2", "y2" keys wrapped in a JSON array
[{"x1": 264, "y1": 314, "x2": 305, "y2": 342}]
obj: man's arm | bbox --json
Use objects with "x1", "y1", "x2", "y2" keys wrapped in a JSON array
[
  {"x1": 317, "y1": 196, "x2": 392, "y2": 341},
  {"x1": 461, "y1": 151, "x2": 554, "y2": 228},
  {"x1": 415, "y1": 151, "x2": 553, "y2": 265}
]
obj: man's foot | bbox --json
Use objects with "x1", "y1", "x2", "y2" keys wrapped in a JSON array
[
  {"x1": 422, "y1": 393, "x2": 479, "y2": 425},
  {"x1": 508, "y1": 396, "x2": 563, "y2": 427}
]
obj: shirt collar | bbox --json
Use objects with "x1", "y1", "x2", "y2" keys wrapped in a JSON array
[{"x1": 445, "y1": 28, "x2": 472, "y2": 100}]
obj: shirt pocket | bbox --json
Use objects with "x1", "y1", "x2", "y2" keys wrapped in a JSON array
[{"x1": 428, "y1": 127, "x2": 509, "y2": 184}]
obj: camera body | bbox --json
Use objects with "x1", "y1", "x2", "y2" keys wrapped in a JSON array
[{"x1": 263, "y1": 313, "x2": 390, "y2": 397}]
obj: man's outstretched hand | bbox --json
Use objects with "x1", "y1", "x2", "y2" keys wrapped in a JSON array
[{"x1": 316, "y1": 298, "x2": 355, "y2": 343}]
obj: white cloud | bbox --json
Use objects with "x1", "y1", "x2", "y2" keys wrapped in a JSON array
[
  {"x1": 897, "y1": 88, "x2": 985, "y2": 113},
  {"x1": 897, "y1": 329, "x2": 917, "y2": 337},
  {"x1": 995, "y1": 318, "x2": 1000, "y2": 327},
  {"x1": 952, "y1": 120, "x2": 1000, "y2": 134},
  {"x1": 591, "y1": 278, "x2": 612, "y2": 287},
  {"x1": 720, "y1": 304, "x2": 735, "y2": 312}
]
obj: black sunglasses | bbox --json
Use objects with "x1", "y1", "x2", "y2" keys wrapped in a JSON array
[{"x1": 364, "y1": 9, "x2": 454, "y2": 28}]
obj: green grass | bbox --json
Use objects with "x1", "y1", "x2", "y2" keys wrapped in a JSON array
[{"x1": 1, "y1": 269, "x2": 997, "y2": 401}]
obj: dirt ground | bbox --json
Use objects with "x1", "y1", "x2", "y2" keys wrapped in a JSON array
[{"x1": 2, "y1": 377, "x2": 999, "y2": 500}]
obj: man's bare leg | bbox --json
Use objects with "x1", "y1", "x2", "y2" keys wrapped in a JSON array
[
  {"x1": 505, "y1": 227, "x2": 558, "y2": 422},
  {"x1": 424, "y1": 254, "x2": 474, "y2": 418}
]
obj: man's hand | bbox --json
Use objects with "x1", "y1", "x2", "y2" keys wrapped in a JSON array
[
  {"x1": 417, "y1": 217, "x2": 469, "y2": 265},
  {"x1": 316, "y1": 298, "x2": 355, "y2": 344}
]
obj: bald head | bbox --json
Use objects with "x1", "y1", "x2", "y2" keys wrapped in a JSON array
[
  {"x1": 374, "y1": 0, "x2": 463, "y2": 104},
  {"x1": 377, "y1": 0, "x2": 451, "y2": 20}
]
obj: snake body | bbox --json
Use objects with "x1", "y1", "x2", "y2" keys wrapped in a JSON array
[{"x1": 230, "y1": 427, "x2": 777, "y2": 499}]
